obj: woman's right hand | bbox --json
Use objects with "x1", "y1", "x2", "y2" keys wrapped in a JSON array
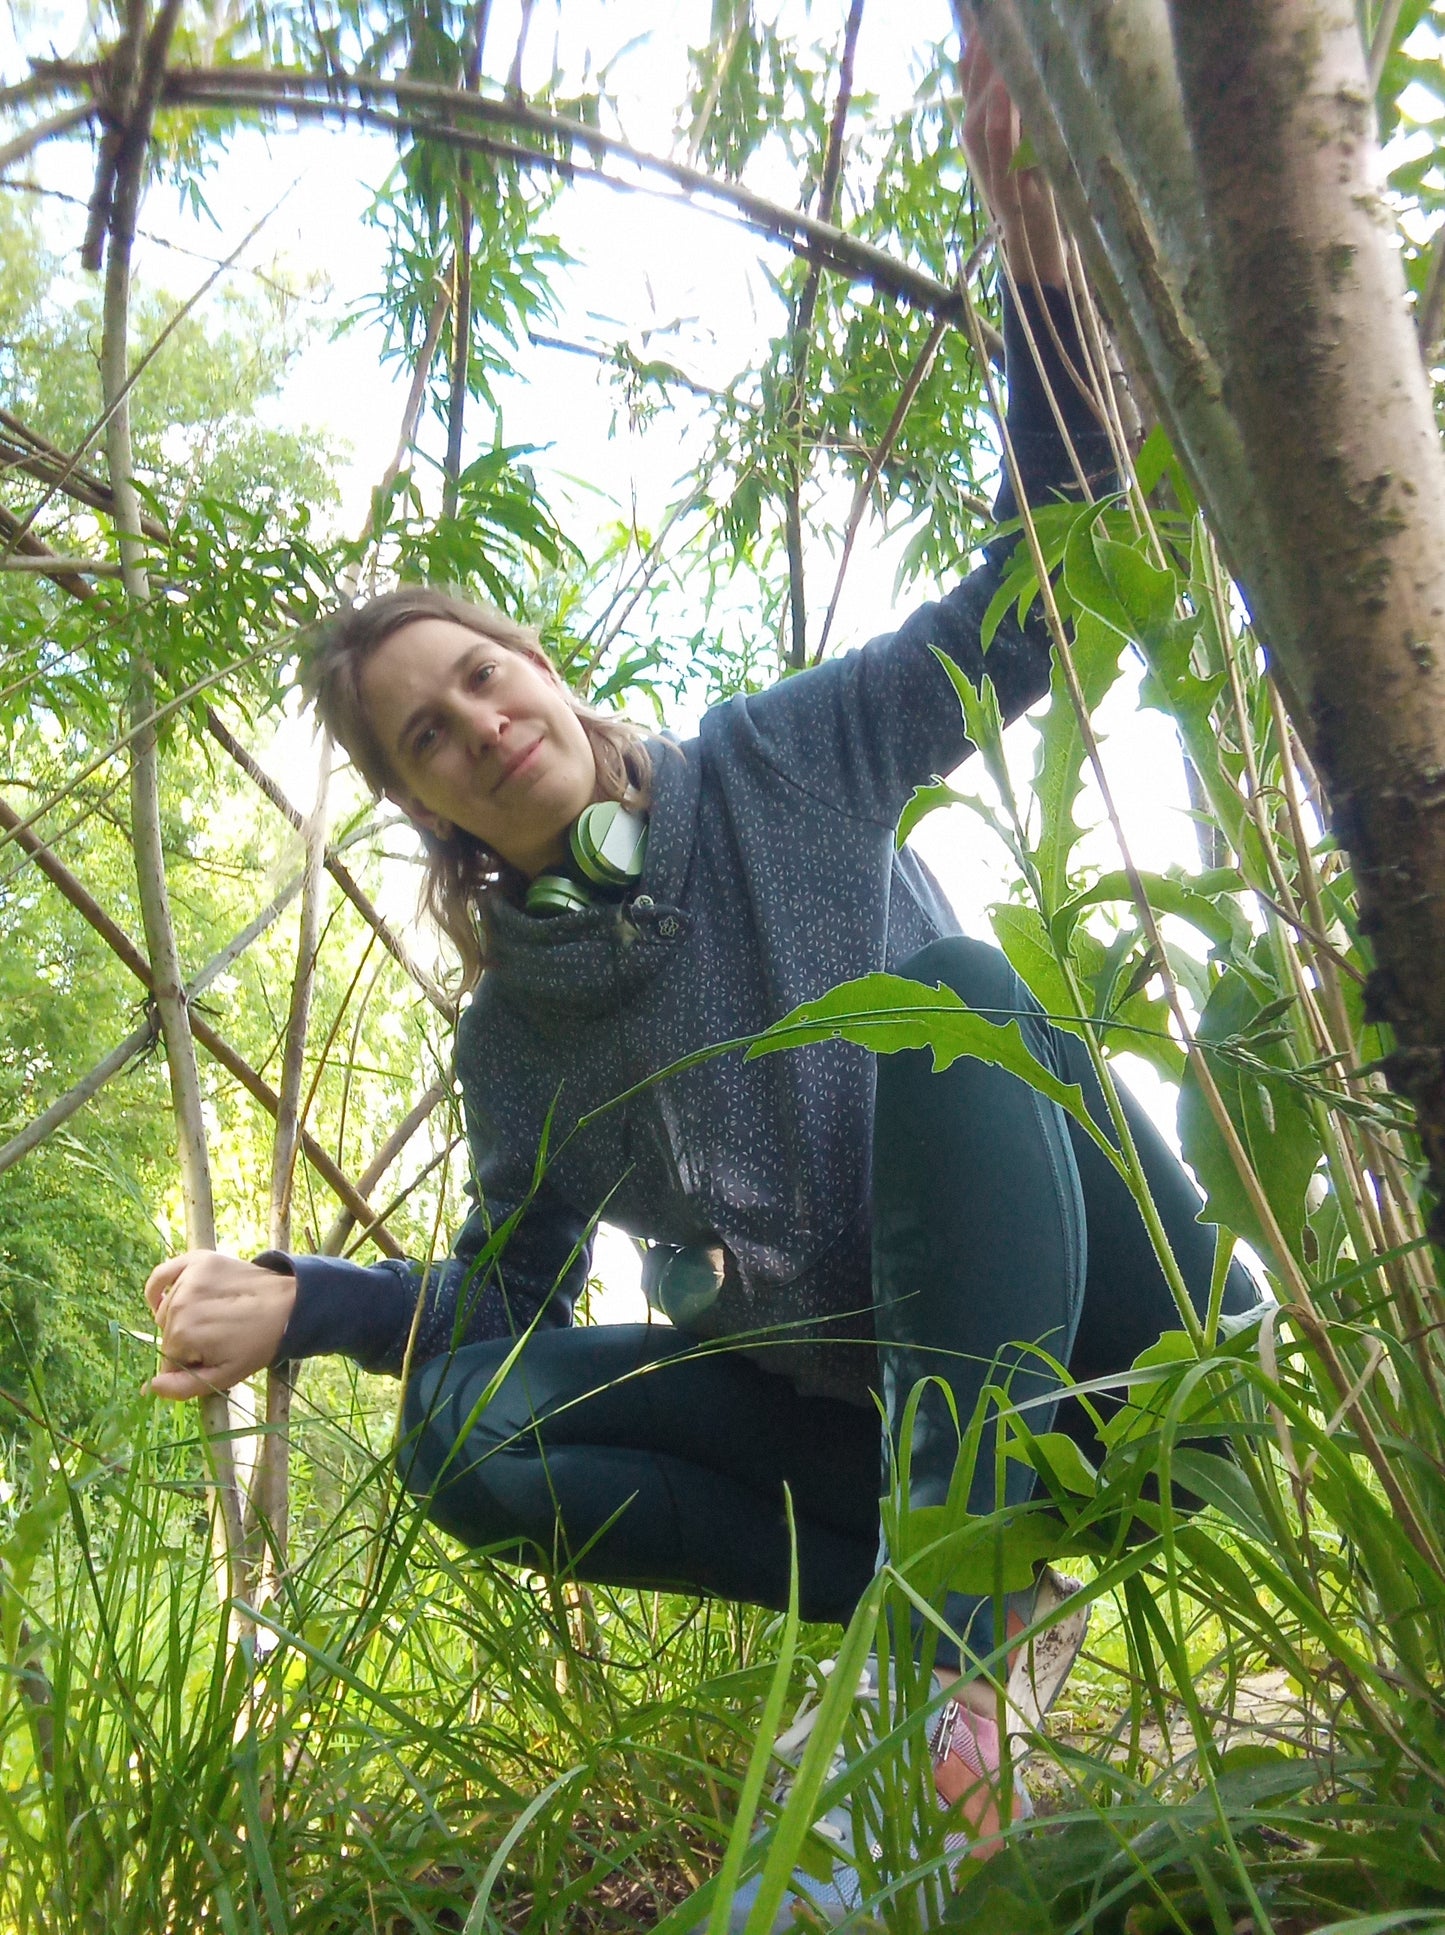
[
  {"x1": 960, "y1": 37, "x2": 1069, "y2": 290},
  {"x1": 144, "y1": 1251, "x2": 297, "y2": 1400}
]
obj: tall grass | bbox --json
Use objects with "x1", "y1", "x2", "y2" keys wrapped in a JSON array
[{"x1": 0, "y1": 1374, "x2": 787, "y2": 1934}]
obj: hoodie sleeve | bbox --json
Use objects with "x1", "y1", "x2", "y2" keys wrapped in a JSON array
[
  {"x1": 738, "y1": 283, "x2": 1116, "y2": 826},
  {"x1": 261, "y1": 1111, "x2": 589, "y2": 1378}
]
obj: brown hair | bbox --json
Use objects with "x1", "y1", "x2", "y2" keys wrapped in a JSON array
[{"x1": 302, "y1": 586, "x2": 653, "y2": 987}]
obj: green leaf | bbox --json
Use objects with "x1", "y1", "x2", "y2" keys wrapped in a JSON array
[
  {"x1": 989, "y1": 903, "x2": 1081, "y2": 1031},
  {"x1": 1007, "y1": 1429, "x2": 1098, "y2": 1497},
  {"x1": 894, "y1": 1502, "x2": 1087, "y2": 1596},
  {"x1": 749, "y1": 973, "x2": 1125, "y2": 1173},
  {"x1": 896, "y1": 780, "x2": 974, "y2": 847},
  {"x1": 1056, "y1": 868, "x2": 1249, "y2": 955},
  {"x1": 1177, "y1": 967, "x2": 1322, "y2": 1268},
  {"x1": 929, "y1": 648, "x2": 1016, "y2": 815},
  {"x1": 1092, "y1": 531, "x2": 1175, "y2": 646},
  {"x1": 1031, "y1": 609, "x2": 1128, "y2": 911}
]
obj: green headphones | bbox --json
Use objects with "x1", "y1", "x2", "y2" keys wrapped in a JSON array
[{"x1": 524, "y1": 801, "x2": 649, "y2": 916}]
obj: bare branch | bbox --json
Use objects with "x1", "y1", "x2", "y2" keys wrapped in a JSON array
[
  {"x1": 203, "y1": 709, "x2": 455, "y2": 1018},
  {"x1": 318, "y1": 1077, "x2": 449, "y2": 1256},
  {"x1": 812, "y1": 314, "x2": 951, "y2": 666},
  {"x1": 0, "y1": 791, "x2": 402, "y2": 1250},
  {"x1": 0, "y1": 403, "x2": 169, "y2": 538},
  {"x1": 37, "y1": 62, "x2": 979, "y2": 331},
  {"x1": 0, "y1": 554, "x2": 124, "y2": 576},
  {"x1": 0, "y1": 1020, "x2": 155, "y2": 1178},
  {"x1": 783, "y1": 0, "x2": 865, "y2": 668},
  {"x1": 0, "y1": 862, "x2": 306, "y2": 1179},
  {"x1": 0, "y1": 102, "x2": 93, "y2": 177},
  {"x1": 0, "y1": 505, "x2": 102, "y2": 599}
]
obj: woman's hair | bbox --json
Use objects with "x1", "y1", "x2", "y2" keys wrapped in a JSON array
[{"x1": 302, "y1": 586, "x2": 653, "y2": 987}]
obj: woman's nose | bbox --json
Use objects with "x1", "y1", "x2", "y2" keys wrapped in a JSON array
[{"x1": 458, "y1": 695, "x2": 504, "y2": 753}]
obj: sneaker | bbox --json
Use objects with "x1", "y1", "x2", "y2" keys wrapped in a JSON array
[
  {"x1": 723, "y1": 1656, "x2": 879, "y2": 1932},
  {"x1": 718, "y1": 1571, "x2": 1089, "y2": 1930},
  {"x1": 1005, "y1": 1565, "x2": 1089, "y2": 1743},
  {"x1": 931, "y1": 1695, "x2": 1030, "y2": 1863}
]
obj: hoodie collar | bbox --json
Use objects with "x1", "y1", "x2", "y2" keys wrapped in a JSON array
[{"x1": 479, "y1": 732, "x2": 699, "y2": 1021}]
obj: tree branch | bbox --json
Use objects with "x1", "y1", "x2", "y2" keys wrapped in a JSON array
[
  {"x1": 37, "y1": 60, "x2": 979, "y2": 332},
  {"x1": 782, "y1": 0, "x2": 866, "y2": 669},
  {"x1": 0, "y1": 404, "x2": 169, "y2": 538},
  {"x1": 0, "y1": 866, "x2": 306, "y2": 1180},
  {"x1": 0, "y1": 102, "x2": 93, "y2": 177},
  {"x1": 0, "y1": 788, "x2": 403, "y2": 1253},
  {"x1": 318, "y1": 1078, "x2": 449, "y2": 1256},
  {"x1": 203, "y1": 709, "x2": 454, "y2": 1018}
]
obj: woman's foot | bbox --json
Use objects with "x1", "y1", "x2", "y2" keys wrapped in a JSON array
[
  {"x1": 717, "y1": 1572, "x2": 1089, "y2": 1928},
  {"x1": 930, "y1": 1696, "x2": 1031, "y2": 1862}
]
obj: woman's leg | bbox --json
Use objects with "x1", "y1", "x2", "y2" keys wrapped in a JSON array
[
  {"x1": 873, "y1": 935, "x2": 1260, "y2": 1671},
  {"x1": 397, "y1": 1324, "x2": 880, "y2": 1625},
  {"x1": 872, "y1": 936, "x2": 1088, "y2": 1670}
]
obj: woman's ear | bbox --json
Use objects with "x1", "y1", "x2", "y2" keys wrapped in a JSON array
[{"x1": 386, "y1": 789, "x2": 453, "y2": 841}]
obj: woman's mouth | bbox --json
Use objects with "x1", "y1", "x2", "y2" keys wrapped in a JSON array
[{"x1": 493, "y1": 739, "x2": 543, "y2": 791}]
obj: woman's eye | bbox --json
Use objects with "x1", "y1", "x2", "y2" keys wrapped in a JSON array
[
  {"x1": 413, "y1": 724, "x2": 440, "y2": 757},
  {"x1": 470, "y1": 661, "x2": 496, "y2": 689}
]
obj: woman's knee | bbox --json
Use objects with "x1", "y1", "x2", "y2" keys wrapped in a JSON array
[
  {"x1": 897, "y1": 935, "x2": 1025, "y2": 1016},
  {"x1": 395, "y1": 1337, "x2": 528, "y2": 1502}
]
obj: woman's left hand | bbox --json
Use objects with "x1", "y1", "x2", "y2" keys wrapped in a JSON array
[{"x1": 960, "y1": 37, "x2": 1069, "y2": 290}]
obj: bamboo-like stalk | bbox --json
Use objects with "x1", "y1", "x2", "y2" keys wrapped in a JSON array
[
  {"x1": 0, "y1": 402, "x2": 170, "y2": 537},
  {"x1": 0, "y1": 1020, "x2": 156, "y2": 1178},
  {"x1": 245, "y1": 738, "x2": 331, "y2": 1585},
  {"x1": 0, "y1": 792, "x2": 402, "y2": 1249},
  {"x1": 94, "y1": 0, "x2": 249, "y2": 1603},
  {"x1": 0, "y1": 855, "x2": 301, "y2": 1184},
  {"x1": 203, "y1": 709, "x2": 454, "y2": 1017},
  {"x1": 318, "y1": 1078, "x2": 449, "y2": 1257}
]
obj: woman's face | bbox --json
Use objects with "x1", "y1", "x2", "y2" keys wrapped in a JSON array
[{"x1": 360, "y1": 617, "x2": 600, "y2": 878}]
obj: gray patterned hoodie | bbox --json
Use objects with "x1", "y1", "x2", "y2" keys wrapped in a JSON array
[{"x1": 267, "y1": 288, "x2": 1112, "y2": 1408}]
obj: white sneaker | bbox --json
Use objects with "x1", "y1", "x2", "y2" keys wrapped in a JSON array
[{"x1": 716, "y1": 1571, "x2": 1089, "y2": 1930}]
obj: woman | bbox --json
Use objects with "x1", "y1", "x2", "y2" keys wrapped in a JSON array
[{"x1": 145, "y1": 45, "x2": 1255, "y2": 1905}]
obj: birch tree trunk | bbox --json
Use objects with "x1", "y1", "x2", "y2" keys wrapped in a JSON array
[
  {"x1": 963, "y1": 0, "x2": 1445, "y2": 1232},
  {"x1": 1166, "y1": 0, "x2": 1445, "y2": 1225}
]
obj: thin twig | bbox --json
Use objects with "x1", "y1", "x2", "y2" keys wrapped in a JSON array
[
  {"x1": 0, "y1": 101, "x2": 93, "y2": 176},
  {"x1": 0, "y1": 790, "x2": 400, "y2": 1251},
  {"x1": 1, "y1": 184, "x2": 295, "y2": 567},
  {"x1": 782, "y1": 0, "x2": 865, "y2": 668},
  {"x1": 319, "y1": 1078, "x2": 450, "y2": 1256},
  {"x1": 203, "y1": 709, "x2": 454, "y2": 1017},
  {"x1": 811, "y1": 316, "x2": 948, "y2": 666},
  {"x1": 0, "y1": 867, "x2": 305, "y2": 1179}
]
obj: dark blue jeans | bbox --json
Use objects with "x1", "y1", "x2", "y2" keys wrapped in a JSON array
[{"x1": 399, "y1": 937, "x2": 1256, "y2": 1664}]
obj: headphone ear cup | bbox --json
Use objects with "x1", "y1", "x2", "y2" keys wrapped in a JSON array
[
  {"x1": 525, "y1": 872, "x2": 593, "y2": 916},
  {"x1": 571, "y1": 802, "x2": 648, "y2": 887}
]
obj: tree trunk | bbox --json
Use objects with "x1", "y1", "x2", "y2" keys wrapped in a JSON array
[
  {"x1": 245, "y1": 740, "x2": 331, "y2": 1583},
  {"x1": 964, "y1": 0, "x2": 1445, "y2": 1232},
  {"x1": 1166, "y1": 0, "x2": 1445, "y2": 1225}
]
